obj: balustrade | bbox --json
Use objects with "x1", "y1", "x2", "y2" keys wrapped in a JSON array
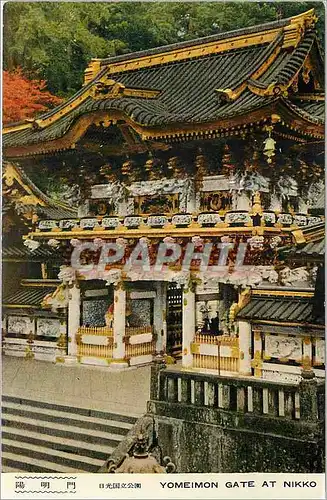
[
  {"x1": 125, "y1": 340, "x2": 156, "y2": 358},
  {"x1": 36, "y1": 212, "x2": 323, "y2": 234},
  {"x1": 78, "y1": 343, "x2": 113, "y2": 358},
  {"x1": 156, "y1": 368, "x2": 324, "y2": 421},
  {"x1": 193, "y1": 354, "x2": 239, "y2": 373},
  {"x1": 194, "y1": 334, "x2": 238, "y2": 346},
  {"x1": 125, "y1": 325, "x2": 153, "y2": 337},
  {"x1": 78, "y1": 326, "x2": 113, "y2": 336}
]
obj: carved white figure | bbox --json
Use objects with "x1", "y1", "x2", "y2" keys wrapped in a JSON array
[
  {"x1": 23, "y1": 239, "x2": 40, "y2": 252},
  {"x1": 58, "y1": 265, "x2": 76, "y2": 283}
]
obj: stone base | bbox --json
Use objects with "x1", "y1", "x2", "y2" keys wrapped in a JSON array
[
  {"x1": 109, "y1": 361, "x2": 129, "y2": 370},
  {"x1": 57, "y1": 355, "x2": 78, "y2": 365}
]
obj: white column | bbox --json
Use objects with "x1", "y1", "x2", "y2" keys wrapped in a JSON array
[
  {"x1": 66, "y1": 283, "x2": 80, "y2": 363},
  {"x1": 182, "y1": 285, "x2": 196, "y2": 368},
  {"x1": 112, "y1": 283, "x2": 128, "y2": 368},
  {"x1": 238, "y1": 320, "x2": 252, "y2": 376},
  {"x1": 186, "y1": 179, "x2": 197, "y2": 213}
]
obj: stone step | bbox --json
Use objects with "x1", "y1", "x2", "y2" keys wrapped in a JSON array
[
  {"x1": 1, "y1": 395, "x2": 137, "y2": 473},
  {"x1": 2, "y1": 465, "x2": 22, "y2": 473},
  {"x1": 2, "y1": 439, "x2": 104, "y2": 473},
  {"x1": 2, "y1": 395, "x2": 137, "y2": 423},
  {"x1": 2, "y1": 401, "x2": 133, "y2": 435},
  {"x1": 1, "y1": 451, "x2": 83, "y2": 474},
  {"x1": 2, "y1": 414, "x2": 124, "y2": 448},
  {"x1": 2, "y1": 426, "x2": 112, "y2": 461}
]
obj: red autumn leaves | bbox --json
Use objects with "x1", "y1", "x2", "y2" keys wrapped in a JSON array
[{"x1": 3, "y1": 68, "x2": 62, "y2": 124}]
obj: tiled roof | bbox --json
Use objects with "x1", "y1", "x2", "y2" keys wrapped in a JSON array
[
  {"x1": 2, "y1": 244, "x2": 57, "y2": 260},
  {"x1": 2, "y1": 283, "x2": 59, "y2": 307},
  {"x1": 279, "y1": 222, "x2": 325, "y2": 260},
  {"x1": 3, "y1": 10, "x2": 324, "y2": 150},
  {"x1": 16, "y1": 165, "x2": 77, "y2": 218},
  {"x1": 236, "y1": 294, "x2": 320, "y2": 324},
  {"x1": 294, "y1": 238, "x2": 325, "y2": 257}
]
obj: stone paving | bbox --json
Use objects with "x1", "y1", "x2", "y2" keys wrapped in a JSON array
[{"x1": 2, "y1": 356, "x2": 151, "y2": 417}]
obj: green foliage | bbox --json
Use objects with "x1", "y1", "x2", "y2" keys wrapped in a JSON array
[{"x1": 3, "y1": 2, "x2": 325, "y2": 97}]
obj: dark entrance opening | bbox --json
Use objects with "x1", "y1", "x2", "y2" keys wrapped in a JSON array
[{"x1": 166, "y1": 283, "x2": 183, "y2": 358}]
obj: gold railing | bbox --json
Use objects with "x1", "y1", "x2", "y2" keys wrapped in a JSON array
[
  {"x1": 126, "y1": 325, "x2": 153, "y2": 336},
  {"x1": 78, "y1": 326, "x2": 114, "y2": 336},
  {"x1": 193, "y1": 354, "x2": 239, "y2": 372},
  {"x1": 78, "y1": 344, "x2": 113, "y2": 358},
  {"x1": 194, "y1": 334, "x2": 239, "y2": 347},
  {"x1": 125, "y1": 341, "x2": 156, "y2": 358}
]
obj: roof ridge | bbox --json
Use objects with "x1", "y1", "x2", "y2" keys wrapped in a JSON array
[
  {"x1": 98, "y1": 10, "x2": 314, "y2": 67},
  {"x1": 13, "y1": 163, "x2": 77, "y2": 213}
]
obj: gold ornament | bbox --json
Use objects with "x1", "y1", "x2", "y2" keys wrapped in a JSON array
[{"x1": 263, "y1": 129, "x2": 276, "y2": 164}]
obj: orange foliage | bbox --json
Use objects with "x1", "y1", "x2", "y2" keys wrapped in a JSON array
[{"x1": 3, "y1": 67, "x2": 63, "y2": 124}]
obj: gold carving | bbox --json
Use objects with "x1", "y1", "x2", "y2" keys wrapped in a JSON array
[
  {"x1": 190, "y1": 343, "x2": 200, "y2": 355},
  {"x1": 250, "y1": 191, "x2": 263, "y2": 215},
  {"x1": 251, "y1": 350, "x2": 263, "y2": 377},
  {"x1": 84, "y1": 59, "x2": 101, "y2": 85},
  {"x1": 231, "y1": 346, "x2": 240, "y2": 358},
  {"x1": 254, "y1": 331, "x2": 261, "y2": 342},
  {"x1": 91, "y1": 78, "x2": 160, "y2": 100}
]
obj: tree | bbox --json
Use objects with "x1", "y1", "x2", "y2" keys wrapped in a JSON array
[
  {"x1": 3, "y1": 68, "x2": 63, "y2": 124},
  {"x1": 3, "y1": 2, "x2": 324, "y2": 97}
]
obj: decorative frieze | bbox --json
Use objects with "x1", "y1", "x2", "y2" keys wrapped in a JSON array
[
  {"x1": 59, "y1": 219, "x2": 79, "y2": 231},
  {"x1": 124, "y1": 216, "x2": 143, "y2": 228},
  {"x1": 147, "y1": 215, "x2": 168, "y2": 227},
  {"x1": 80, "y1": 218, "x2": 99, "y2": 230},
  {"x1": 172, "y1": 214, "x2": 192, "y2": 227},
  {"x1": 197, "y1": 213, "x2": 222, "y2": 226},
  {"x1": 225, "y1": 211, "x2": 251, "y2": 225},
  {"x1": 102, "y1": 217, "x2": 120, "y2": 229}
]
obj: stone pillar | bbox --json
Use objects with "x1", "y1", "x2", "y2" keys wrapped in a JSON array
[
  {"x1": 238, "y1": 320, "x2": 252, "y2": 376},
  {"x1": 182, "y1": 285, "x2": 196, "y2": 368},
  {"x1": 299, "y1": 370, "x2": 318, "y2": 422},
  {"x1": 112, "y1": 282, "x2": 128, "y2": 369},
  {"x1": 150, "y1": 355, "x2": 166, "y2": 401},
  {"x1": 67, "y1": 282, "x2": 80, "y2": 362},
  {"x1": 302, "y1": 336, "x2": 312, "y2": 371}
]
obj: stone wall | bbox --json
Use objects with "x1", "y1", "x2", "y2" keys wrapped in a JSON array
[{"x1": 148, "y1": 364, "x2": 325, "y2": 473}]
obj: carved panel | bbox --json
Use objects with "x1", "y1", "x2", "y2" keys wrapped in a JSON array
[
  {"x1": 7, "y1": 316, "x2": 33, "y2": 335},
  {"x1": 265, "y1": 334, "x2": 302, "y2": 362},
  {"x1": 89, "y1": 198, "x2": 115, "y2": 216},
  {"x1": 128, "y1": 299, "x2": 152, "y2": 327},
  {"x1": 82, "y1": 299, "x2": 110, "y2": 327},
  {"x1": 135, "y1": 193, "x2": 179, "y2": 215},
  {"x1": 200, "y1": 191, "x2": 233, "y2": 212},
  {"x1": 36, "y1": 318, "x2": 61, "y2": 338},
  {"x1": 314, "y1": 338, "x2": 325, "y2": 365}
]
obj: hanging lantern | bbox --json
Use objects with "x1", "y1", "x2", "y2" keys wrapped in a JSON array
[{"x1": 263, "y1": 129, "x2": 276, "y2": 164}]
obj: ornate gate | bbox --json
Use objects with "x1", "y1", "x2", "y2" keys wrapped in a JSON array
[{"x1": 166, "y1": 283, "x2": 182, "y2": 358}]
